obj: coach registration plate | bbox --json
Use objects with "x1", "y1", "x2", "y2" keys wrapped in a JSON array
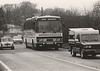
[{"x1": 47, "y1": 43, "x2": 53, "y2": 44}]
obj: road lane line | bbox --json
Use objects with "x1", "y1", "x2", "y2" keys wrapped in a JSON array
[
  {"x1": 37, "y1": 53, "x2": 100, "y2": 71},
  {"x1": 0, "y1": 60, "x2": 12, "y2": 71}
]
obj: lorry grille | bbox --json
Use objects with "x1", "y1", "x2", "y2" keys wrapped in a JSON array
[{"x1": 91, "y1": 45, "x2": 100, "y2": 49}]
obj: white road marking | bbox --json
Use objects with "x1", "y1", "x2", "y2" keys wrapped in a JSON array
[
  {"x1": 36, "y1": 53, "x2": 100, "y2": 71},
  {"x1": 0, "y1": 60, "x2": 12, "y2": 71}
]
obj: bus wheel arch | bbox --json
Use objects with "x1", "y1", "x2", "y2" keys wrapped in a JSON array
[{"x1": 32, "y1": 39, "x2": 37, "y2": 50}]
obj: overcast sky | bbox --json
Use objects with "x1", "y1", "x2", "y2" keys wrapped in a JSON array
[{"x1": 0, "y1": 0, "x2": 99, "y2": 12}]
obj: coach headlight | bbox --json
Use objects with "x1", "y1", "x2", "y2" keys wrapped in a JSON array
[
  {"x1": 56, "y1": 38, "x2": 61, "y2": 41},
  {"x1": 37, "y1": 39, "x2": 43, "y2": 42},
  {"x1": 53, "y1": 39, "x2": 56, "y2": 41},
  {"x1": 43, "y1": 39, "x2": 46, "y2": 41},
  {"x1": 39, "y1": 39, "x2": 43, "y2": 42}
]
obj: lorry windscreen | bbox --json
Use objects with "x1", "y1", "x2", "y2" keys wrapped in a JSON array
[{"x1": 81, "y1": 34, "x2": 100, "y2": 42}]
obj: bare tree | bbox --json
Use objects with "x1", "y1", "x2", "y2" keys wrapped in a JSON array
[
  {"x1": 2, "y1": 1, "x2": 39, "y2": 26},
  {"x1": 0, "y1": 7, "x2": 5, "y2": 30}
]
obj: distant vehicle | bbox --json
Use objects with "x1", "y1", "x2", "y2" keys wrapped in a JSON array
[
  {"x1": 0, "y1": 36, "x2": 14, "y2": 49},
  {"x1": 23, "y1": 15, "x2": 63, "y2": 50},
  {"x1": 13, "y1": 36, "x2": 22, "y2": 44},
  {"x1": 68, "y1": 28, "x2": 100, "y2": 58},
  {"x1": 68, "y1": 28, "x2": 99, "y2": 51}
]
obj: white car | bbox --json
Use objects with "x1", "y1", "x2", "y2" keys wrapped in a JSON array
[
  {"x1": 0, "y1": 36, "x2": 14, "y2": 50},
  {"x1": 13, "y1": 36, "x2": 23, "y2": 44}
]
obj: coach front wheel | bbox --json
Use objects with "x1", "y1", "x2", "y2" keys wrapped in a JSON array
[
  {"x1": 32, "y1": 40, "x2": 37, "y2": 50},
  {"x1": 25, "y1": 39, "x2": 28, "y2": 48}
]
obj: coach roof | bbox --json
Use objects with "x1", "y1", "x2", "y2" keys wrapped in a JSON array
[
  {"x1": 26, "y1": 15, "x2": 60, "y2": 21},
  {"x1": 36, "y1": 15, "x2": 60, "y2": 19}
]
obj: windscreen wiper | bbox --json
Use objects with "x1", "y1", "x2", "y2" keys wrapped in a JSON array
[{"x1": 50, "y1": 26, "x2": 56, "y2": 33}]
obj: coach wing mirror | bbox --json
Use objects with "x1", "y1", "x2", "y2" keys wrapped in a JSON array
[
  {"x1": 75, "y1": 39, "x2": 79, "y2": 42},
  {"x1": 75, "y1": 39, "x2": 80, "y2": 45}
]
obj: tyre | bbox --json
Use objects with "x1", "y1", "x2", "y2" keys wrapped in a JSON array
[
  {"x1": 91, "y1": 54, "x2": 96, "y2": 57},
  {"x1": 55, "y1": 47, "x2": 59, "y2": 50},
  {"x1": 71, "y1": 48, "x2": 76, "y2": 57},
  {"x1": 69, "y1": 46, "x2": 72, "y2": 51},
  {"x1": 81, "y1": 50, "x2": 86, "y2": 59},
  {"x1": 32, "y1": 39, "x2": 36, "y2": 50},
  {"x1": 11, "y1": 46, "x2": 14, "y2": 50},
  {"x1": 20, "y1": 42, "x2": 22, "y2": 44},
  {"x1": 25, "y1": 39, "x2": 28, "y2": 48},
  {"x1": 0, "y1": 47, "x2": 3, "y2": 50}
]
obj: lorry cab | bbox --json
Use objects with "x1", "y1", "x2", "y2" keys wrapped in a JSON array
[
  {"x1": 68, "y1": 28, "x2": 99, "y2": 51},
  {"x1": 68, "y1": 28, "x2": 100, "y2": 58}
]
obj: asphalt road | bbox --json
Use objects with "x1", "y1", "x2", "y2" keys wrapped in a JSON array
[{"x1": 0, "y1": 44, "x2": 100, "y2": 71}]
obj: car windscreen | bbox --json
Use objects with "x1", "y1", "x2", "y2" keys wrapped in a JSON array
[{"x1": 2, "y1": 37, "x2": 13, "y2": 42}]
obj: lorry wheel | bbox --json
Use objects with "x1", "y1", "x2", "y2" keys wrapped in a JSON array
[
  {"x1": 55, "y1": 47, "x2": 59, "y2": 50},
  {"x1": 81, "y1": 50, "x2": 86, "y2": 59},
  {"x1": 91, "y1": 54, "x2": 96, "y2": 57},
  {"x1": 0, "y1": 47, "x2": 3, "y2": 50},
  {"x1": 71, "y1": 49, "x2": 76, "y2": 57}
]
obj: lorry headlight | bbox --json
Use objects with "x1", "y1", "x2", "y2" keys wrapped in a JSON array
[
  {"x1": 88, "y1": 46, "x2": 92, "y2": 48},
  {"x1": 84, "y1": 46, "x2": 92, "y2": 48}
]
